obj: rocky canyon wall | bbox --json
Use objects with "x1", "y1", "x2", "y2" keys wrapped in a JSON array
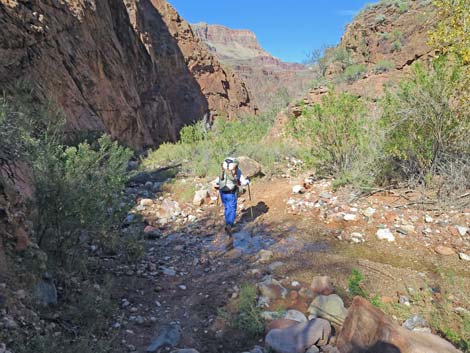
[{"x1": 0, "y1": 0, "x2": 254, "y2": 150}]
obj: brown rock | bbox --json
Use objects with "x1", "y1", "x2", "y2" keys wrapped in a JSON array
[
  {"x1": 237, "y1": 156, "x2": 263, "y2": 179},
  {"x1": 191, "y1": 23, "x2": 315, "y2": 111},
  {"x1": 337, "y1": 297, "x2": 462, "y2": 353},
  {"x1": 435, "y1": 245, "x2": 455, "y2": 256},
  {"x1": 0, "y1": 0, "x2": 254, "y2": 150},
  {"x1": 266, "y1": 319, "x2": 331, "y2": 353},
  {"x1": 289, "y1": 291, "x2": 299, "y2": 301},
  {"x1": 266, "y1": 319, "x2": 299, "y2": 333},
  {"x1": 310, "y1": 276, "x2": 334, "y2": 296},
  {"x1": 381, "y1": 296, "x2": 396, "y2": 304},
  {"x1": 15, "y1": 228, "x2": 30, "y2": 252}
]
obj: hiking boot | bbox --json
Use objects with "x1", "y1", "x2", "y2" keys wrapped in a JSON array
[
  {"x1": 224, "y1": 224, "x2": 232, "y2": 235},
  {"x1": 225, "y1": 236, "x2": 234, "y2": 251}
]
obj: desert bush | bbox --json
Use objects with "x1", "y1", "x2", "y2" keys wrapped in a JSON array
[
  {"x1": 288, "y1": 91, "x2": 380, "y2": 186},
  {"x1": 375, "y1": 14, "x2": 387, "y2": 24},
  {"x1": 0, "y1": 89, "x2": 133, "y2": 269},
  {"x1": 429, "y1": 0, "x2": 470, "y2": 63},
  {"x1": 373, "y1": 60, "x2": 395, "y2": 73},
  {"x1": 143, "y1": 112, "x2": 294, "y2": 178},
  {"x1": 343, "y1": 64, "x2": 367, "y2": 83},
  {"x1": 348, "y1": 269, "x2": 368, "y2": 298},
  {"x1": 391, "y1": 40, "x2": 403, "y2": 52},
  {"x1": 33, "y1": 135, "x2": 132, "y2": 268},
  {"x1": 234, "y1": 284, "x2": 265, "y2": 337},
  {"x1": 380, "y1": 60, "x2": 470, "y2": 192}
]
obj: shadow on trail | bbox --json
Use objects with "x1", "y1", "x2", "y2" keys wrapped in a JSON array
[{"x1": 239, "y1": 201, "x2": 269, "y2": 223}]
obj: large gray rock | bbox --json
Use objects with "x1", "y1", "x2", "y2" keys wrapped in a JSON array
[
  {"x1": 308, "y1": 294, "x2": 347, "y2": 325},
  {"x1": 336, "y1": 297, "x2": 462, "y2": 353},
  {"x1": 147, "y1": 324, "x2": 181, "y2": 352},
  {"x1": 159, "y1": 200, "x2": 181, "y2": 218},
  {"x1": 265, "y1": 318, "x2": 331, "y2": 353},
  {"x1": 36, "y1": 274, "x2": 57, "y2": 306},
  {"x1": 193, "y1": 189, "x2": 209, "y2": 206},
  {"x1": 238, "y1": 156, "x2": 263, "y2": 178}
]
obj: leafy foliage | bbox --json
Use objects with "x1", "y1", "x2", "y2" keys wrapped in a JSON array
[
  {"x1": 288, "y1": 91, "x2": 379, "y2": 187},
  {"x1": 234, "y1": 284, "x2": 265, "y2": 337},
  {"x1": 348, "y1": 269, "x2": 368, "y2": 298},
  {"x1": 0, "y1": 90, "x2": 132, "y2": 270},
  {"x1": 381, "y1": 60, "x2": 470, "y2": 186},
  {"x1": 33, "y1": 135, "x2": 132, "y2": 267},
  {"x1": 429, "y1": 0, "x2": 470, "y2": 63},
  {"x1": 373, "y1": 60, "x2": 395, "y2": 73},
  {"x1": 143, "y1": 112, "x2": 296, "y2": 177},
  {"x1": 343, "y1": 64, "x2": 367, "y2": 83}
]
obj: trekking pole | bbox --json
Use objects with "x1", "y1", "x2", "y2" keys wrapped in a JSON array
[{"x1": 248, "y1": 183, "x2": 254, "y2": 220}]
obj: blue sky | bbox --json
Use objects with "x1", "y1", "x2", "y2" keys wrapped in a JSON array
[{"x1": 169, "y1": 0, "x2": 377, "y2": 63}]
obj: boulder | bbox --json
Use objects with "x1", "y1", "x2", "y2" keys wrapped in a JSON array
[
  {"x1": 159, "y1": 199, "x2": 181, "y2": 218},
  {"x1": 265, "y1": 318, "x2": 331, "y2": 353},
  {"x1": 36, "y1": 274, "x2": 58, "y2": 306},
  {"x1": 258, "y1": 277, "x2": 288, "y2": 302},
  {"x1": 284, "y1": 309, "x2": 308, "y2": 323},
  {"x1": 147, "y1": 324, "x2": 181, "y2": 352},
  {"x1": 237, "y1": 156, "x2": 263, "y2": 178},
  {"x1": 308, "y1": 294, "x2": 347, "y2": 326},
  {"x1": 266, "y1": 319, "x2": 300, "y2": 332},
  {"x1": 310, "y1": 276, "x2": 334, "y2": 296},
  {"x1": 336, "y1": 297, "x2": 462, "y2": 353},
  {"x1": 193, "y1": 189, "x2": 209, "y2": 206}
]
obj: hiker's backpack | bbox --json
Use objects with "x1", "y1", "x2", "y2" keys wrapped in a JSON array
[{"x1": 220, "y1": 157, "x2": 240, "y2": 192}]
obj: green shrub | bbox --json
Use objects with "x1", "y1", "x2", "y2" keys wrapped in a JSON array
[
  {"x1": 391, "y1": 40, "x2": 403, "y2": 52},
  {"x1": 375, "y1": 14, "x2": 387, "y2": 24},
  {"x1": 343, "y1": 64, "x2": 367, "y2": 83},
  {"x1": 143, "y1": 112, "x2": 293, "y2": 178},
  {"x1": 381, "y1": 59, "x2": 470, "y2": 188},
  {"x1": 373, "y1": 60, "x2": 395, "y2": 73},
  {"x1": 234, "y1": 284, "x2": 264, "y2": 337},
  {"x1": 32, "y1": 135, "x2": 132, "y2": 268},
  {"x1": 288, "y1": 91, "x2": 380, "y2": 186},
  {"x1": 348, "y1": 269, "x2": 368, "y2": 298}
]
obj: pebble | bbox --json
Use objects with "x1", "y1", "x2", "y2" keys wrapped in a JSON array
[
  {"x1": 257, "y1": 249, "x2": 274, "y2": 263},
  {"x1": 343, "y1": 213, "x2": 356, "y2": 221},
  {"x1": 435, "y1": 245, "x2": 455, "y2": 256},
  {"x1": 459, "y1": 253, "x2": 470, "y2": 261},
  {"x1": 140, "y1": 199, "x2": 154, "y2": 207},
  {"x1": 350, "y1": 232, "x2": 364, "y2": 243},
  {"x1": 306, "y1": 346, "x2": 320, "y2": 353},
  {"x1": 376, "y1": 228, "x2": 395, "y2": 242},
  {"x1": 399, "y1": 295, "x2": 410, "y2": 306},
  {"x1": 362, "y1": 207, "x2": 376, "y2": 218},
  {"x1": 424, "y1": 215, "x2": 433, "y2": 223},
  {"x1": 456, "y1": 226, "x2": 468, "y2": 236},
  {"x1": 292, "y1": 185, "x2": 306, "y2": 194},
  {"x1": 179, "y1": 285, "x2": 187, "y2": 290}
]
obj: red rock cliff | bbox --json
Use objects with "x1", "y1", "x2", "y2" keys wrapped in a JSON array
[{"x1": 0, "y1": 0, "x2": 254, "y2": 149}]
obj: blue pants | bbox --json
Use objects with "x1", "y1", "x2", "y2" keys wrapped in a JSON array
[{"x1": 220, "y1": 191, "x2": 237, "y2": 226}]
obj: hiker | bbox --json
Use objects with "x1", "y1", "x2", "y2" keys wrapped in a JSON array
[{"x1": 213, "y1": 157, "x2": 250, "y2": 235}]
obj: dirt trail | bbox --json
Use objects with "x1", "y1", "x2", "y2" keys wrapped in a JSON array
[{"x1": 112, "y1": 175, "x2": 470, "y2": 353}]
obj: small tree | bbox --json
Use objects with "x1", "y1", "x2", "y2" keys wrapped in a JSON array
[
  {"x1": 381, "y1": 60, "x2": 469, "y2": 182},
  {"x1": 288, "y1": 91, "x2": 373, "y2": 177}
]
